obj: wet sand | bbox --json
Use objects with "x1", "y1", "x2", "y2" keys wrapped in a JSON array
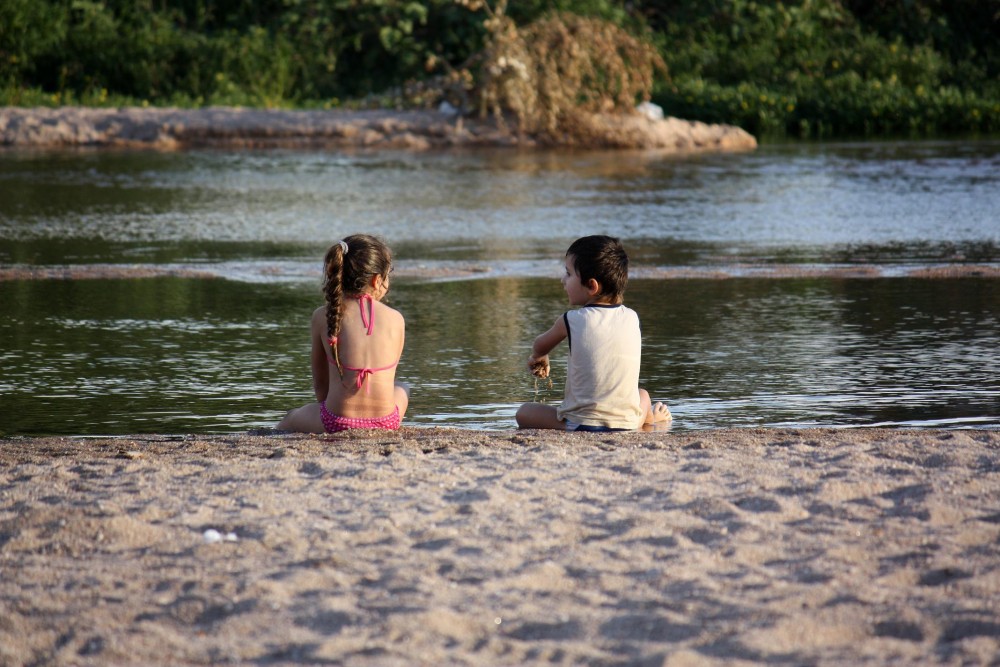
[{"x1": 2, "y1": 427, "x2": 999, "y2": 666}]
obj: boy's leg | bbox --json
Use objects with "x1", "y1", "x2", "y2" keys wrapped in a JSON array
[
  {"x1": 516, "y1": 402, "x2": 565, "y2": 429},
  {"x1": 640, "y1": 388, "x2": 672, "y2": 425},
  {"x1": 277, "y1": 402, "x2": 325, "y2": 433}
]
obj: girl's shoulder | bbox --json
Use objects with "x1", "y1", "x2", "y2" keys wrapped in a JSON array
[
  {"x1": 375, "y1": 300, "x2": 405, "y2": 322},
  {"x1": 378, "y1": 307, "x2": 405, "y2": 335},
  {"x1": 311, "y1": 305, "x2": 328, "y2": 325}
]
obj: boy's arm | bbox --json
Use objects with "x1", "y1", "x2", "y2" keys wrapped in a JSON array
[
  {"x1": 310, "y1": 307, "x2": 330, "y2": 402},
  {"x1": 527, "y1": 315, "x2": 568, "y2": 377}
]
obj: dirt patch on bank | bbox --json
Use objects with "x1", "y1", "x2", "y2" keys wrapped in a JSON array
[{"x1": 0, "y1": 106, "x2": 758, "y2": 152}]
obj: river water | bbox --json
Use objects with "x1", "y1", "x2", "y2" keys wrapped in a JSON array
[{"x1": 1, "y1": 140, "x2": 998, "y2": 434}]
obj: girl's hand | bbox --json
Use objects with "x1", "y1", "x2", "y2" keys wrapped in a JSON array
[{"x1": 528, "y1": 355, "x2": 550, "y2": 379}]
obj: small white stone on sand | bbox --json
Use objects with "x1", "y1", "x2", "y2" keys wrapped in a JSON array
[{"x1": 203, "y1": 529, "x2": 237, "y2": 544}]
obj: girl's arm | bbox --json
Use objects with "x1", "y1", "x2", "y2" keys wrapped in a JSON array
[
  {"x1": 397, "y1": 317, "x2": 406, "y2": 359},
  {"x1": 309, "y1": 307, "x2": 330, "y2": 402},
  {"x1": 527, "y1": 315, "x2": 568, "y2": 376}
]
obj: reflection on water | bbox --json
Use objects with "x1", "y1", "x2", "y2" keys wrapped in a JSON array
[
  {"x1": 2, "y1": 142, "x2": 998, "y2": 270},
  {"x1": 1, "y1": 140, "x2": 998, "y2": 434},
  {"x1": 1, "y1": 276, "x2": 997, "y2": 435}
]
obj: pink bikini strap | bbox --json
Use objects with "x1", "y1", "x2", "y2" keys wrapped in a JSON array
[
  {"x1": 336, "y1": 293, "x2": 398, "y2": 392},
  {"x1": 358, "y1": 293, "x2": 375, "y2": 336},
  {"x1": 342, "y1": 360, "x2": 399, "y2": 392}
]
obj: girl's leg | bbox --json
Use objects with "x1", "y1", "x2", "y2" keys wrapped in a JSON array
[
  {"x1": 277, "y1": 402, "x2": 325, "y2": 433},
  {"x1": 640, "y1": 388, "x2": 672, "y2": 425},
  {"x1": 516, "y1": 402, "x2": 565, "y2": 429},
  {"x1": 395, "y1": 382, "x2": 411, "y2": 418}
]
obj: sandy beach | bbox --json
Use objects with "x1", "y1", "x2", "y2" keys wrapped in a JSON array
[{"x1": 2, "y1": 427, "x2": 998, "y2": 666}]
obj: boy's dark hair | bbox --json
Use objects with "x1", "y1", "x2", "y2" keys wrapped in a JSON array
[{"x1": 566, "y1": 235, "x2": 628, "y2": 302}]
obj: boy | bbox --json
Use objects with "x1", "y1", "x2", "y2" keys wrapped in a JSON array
[{"x1": 516, "y1": 235, "x2": 671, "y2": 431}]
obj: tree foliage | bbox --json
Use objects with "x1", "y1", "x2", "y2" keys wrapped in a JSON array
[
  {"x1": 637, "y1": 0, "x2": 1000, "y2": 136},
  {"x1": 1, "y1": 0, "x2": 998, "y2": 137}
]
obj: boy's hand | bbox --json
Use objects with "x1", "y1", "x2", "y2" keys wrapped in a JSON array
[{"x1": 528, "y1": 355, "x2": 550, "y2": 379}]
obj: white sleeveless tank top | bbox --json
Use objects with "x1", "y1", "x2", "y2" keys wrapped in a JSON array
[{"x1": 556, "y1": 304, "x2": 643, "y2": 429}]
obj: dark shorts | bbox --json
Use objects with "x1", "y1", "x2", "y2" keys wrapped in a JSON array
[{"x1": 565, "y1": 421, "x2": 630, "y2": 433}]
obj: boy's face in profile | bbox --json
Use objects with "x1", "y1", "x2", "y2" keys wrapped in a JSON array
[{"x1": 562, "y1": 254, "x2": 593, "y2": 306}]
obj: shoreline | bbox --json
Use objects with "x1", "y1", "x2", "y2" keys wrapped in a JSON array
[
  {"x1": 3, "y1": 427, "x2": 999, "y2": 665},
  {"x1": 0, "y1": 106, "x2": 758, "y2": 153},
  {"x1": 2, "y1": 261, "x2": 999, "y2": 283}
]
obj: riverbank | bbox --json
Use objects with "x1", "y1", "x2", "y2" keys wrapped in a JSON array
[
  {"x1": 3, "y1": 261, "x2": 999, "y2": 283},
  {"x1": 0, "y1": 106, "x2": 757, "y2": 152},
  {"x1": 2, "y1": 427, "x2": 998, "y2": 665}
]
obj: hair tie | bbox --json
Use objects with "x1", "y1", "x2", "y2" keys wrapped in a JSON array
[{"x1": 338, "y1": 240, "x2": 349, "y2": 255}]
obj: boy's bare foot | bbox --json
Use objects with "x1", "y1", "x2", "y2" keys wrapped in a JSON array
[{"x1": 650, "y1": 402, "x2": 672, "y2": 423}]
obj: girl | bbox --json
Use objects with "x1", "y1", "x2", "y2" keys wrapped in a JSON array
[{"x1": 278, "y1": 234, "x2": 409, "y2": 433}]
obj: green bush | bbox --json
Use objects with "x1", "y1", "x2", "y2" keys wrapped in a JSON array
[
  {"x1": 648, "y1": 0, "x2": 1000, "y2": 137},
  {"x1": 1, "y1": 0, "x2": 998, "y2": 138},
  {"x1": 0, "y1": 0, "x2": 493, "y2": 107}
]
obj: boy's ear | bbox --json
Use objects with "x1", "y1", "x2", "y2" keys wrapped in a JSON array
[{"x1": 585, "y1": 278, "x2": 601, "y2": 296}]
